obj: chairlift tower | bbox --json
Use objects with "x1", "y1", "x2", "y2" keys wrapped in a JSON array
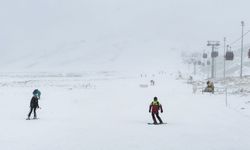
[
  {"x1": 240, "y1": 21, "x2": 244, "y2": 78},
  {"x1": 223, "y1": 37, "x2": 226, "y2": 79},
  {"x1": 207, "y1": 41, "x2": 220, "y2": 78}
]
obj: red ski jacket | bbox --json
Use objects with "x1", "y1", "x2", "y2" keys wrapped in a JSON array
[{"x1": 149, "y1": 100, "x2": 163, "y2": 113}]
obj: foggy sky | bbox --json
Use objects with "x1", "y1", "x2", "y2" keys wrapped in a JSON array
[{"x1": 0, "y1": 0, "x2": 249, "y2": 55}]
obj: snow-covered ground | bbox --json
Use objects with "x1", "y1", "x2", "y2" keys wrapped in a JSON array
[
  {"x1": 1, "y1": 1, "x2": 250, "y2": 149},
  {"x1": 1, "y1": 67, "x2": 250, "y2": 150}
]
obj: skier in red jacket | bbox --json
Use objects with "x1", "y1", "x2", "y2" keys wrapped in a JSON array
[{"x1": 149, "y1": 97, "x2": 163, "y2": 124}]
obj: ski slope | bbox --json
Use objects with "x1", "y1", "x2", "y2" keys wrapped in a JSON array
[{"x1": 1, "y1": 67, "x2": 250, "y2": 150}]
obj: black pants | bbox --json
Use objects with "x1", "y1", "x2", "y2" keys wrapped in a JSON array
[
  {"x1": 28, "y1": 107, "x2": 37, "y2": 118},
  {"x1": 152, "y1": 112, "x2": 163, "y2": 123}
]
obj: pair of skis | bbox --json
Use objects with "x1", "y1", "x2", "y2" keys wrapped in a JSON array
[
  {"x1": 147, "y1": 122, "x2": 167, "y2": 125},
  {"x1": 26, "y1": 118, "x2": 39, "y2": 120}
]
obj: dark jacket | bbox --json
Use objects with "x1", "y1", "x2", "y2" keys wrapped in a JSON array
[
  {"x1": 30, "y1": 96, "x2": 39, "y2": 108},
  {"x1": 149, "y1": 100, "x2": 163, "y2": 113}
]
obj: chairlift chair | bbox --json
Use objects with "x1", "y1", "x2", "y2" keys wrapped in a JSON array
[
  {"x1": 211, "y1": 51, "x2": 218, "y2": 58},
  {"x1": 203, "y1": 53, "x2": 207, "y2": 59},
  {"x1": 207, "y1": 60, "x2": 210, "y2": 65},
  {"x1": 225, "y1": 51, "x2": 234, "y2": 61}
]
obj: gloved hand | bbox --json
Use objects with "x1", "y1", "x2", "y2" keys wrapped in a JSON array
[
  {"x1": 161, "y1": 110, "x2": 163, "y2": 113},
  {"x1": 149, "y1": 110, "x2": 151, "y2": 113}
]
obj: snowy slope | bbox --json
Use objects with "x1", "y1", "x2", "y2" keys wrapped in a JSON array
[
  {"x1": 0, "y1": 38, "x2": 180, "y2": 73},
  {"x1": 0, "y1": 0, "x2": 179, "y2": 72},
  {"x1": 1, "y1": 69, "x2": 250, "y2": 150}
]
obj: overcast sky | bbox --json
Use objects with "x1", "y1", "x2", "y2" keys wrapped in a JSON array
[{"x1": 0, "y1": 0, "x2": 249, "y2": 55}]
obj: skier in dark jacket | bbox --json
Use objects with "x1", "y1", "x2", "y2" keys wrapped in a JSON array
[
  {"x1": 149, "y1": 97, "x2": 163, "y2": 124},
  {"x1": 27, "y1": 89, "x2": 41, "y2": 120}
]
